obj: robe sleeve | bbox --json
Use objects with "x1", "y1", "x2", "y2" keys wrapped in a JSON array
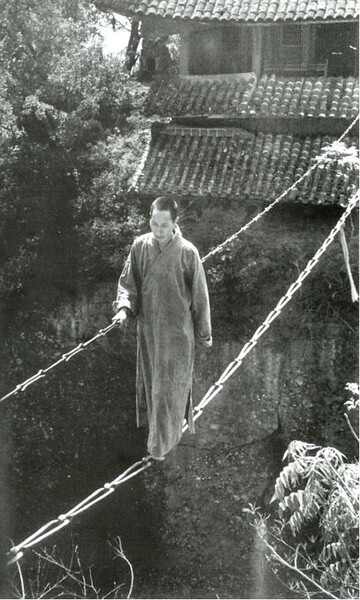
[
  {"x1": 189, "y1": 249, "x2": 212, "y2": 347},
  {"x1": 112, "y1": 241, "x2": 139, "y2": 316}
]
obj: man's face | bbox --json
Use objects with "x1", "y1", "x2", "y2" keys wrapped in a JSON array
[{"x1": 150, "y1": 209, "x2": 175, "y2": 246}]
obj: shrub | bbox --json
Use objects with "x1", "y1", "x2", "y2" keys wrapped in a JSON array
[{"x1": 246, "y1": 384, "x2": 359, "y2": 599}]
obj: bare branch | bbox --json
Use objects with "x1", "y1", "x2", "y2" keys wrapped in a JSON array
[
  {"x1": 109, "y1": 536, "x2": 134, "y2": 599},
  {"x1": 16, "y1": 560, "x2": 26, "y2": 599},
  {"x1": 261, "y1": 536, "x2": 339, "y2": 600},
  {"x1": 344, "y1": 412, "x2": 359, "y2": 442}
]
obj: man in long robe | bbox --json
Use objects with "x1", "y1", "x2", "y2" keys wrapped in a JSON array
[{"x1": 113, "y1": 196, "x2": 212, "y2": 460}]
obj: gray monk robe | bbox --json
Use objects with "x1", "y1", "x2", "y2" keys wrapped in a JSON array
[{"x1": 113, "y1": 225, "x2": 212, "y2": 459}]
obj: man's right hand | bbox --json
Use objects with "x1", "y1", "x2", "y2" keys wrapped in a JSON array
[{"x1": 112, "y1": 308, "x2": 128, "y2": 324}]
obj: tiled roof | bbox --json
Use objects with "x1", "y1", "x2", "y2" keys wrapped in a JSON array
[
  {"x1": 145, "y1": 75, "x2": 359, "y2": 119},
  {"x1": 98, "y1": 0, "x2": 359, "y2": 22},
  {"x1": 137, "y1": 126, "x2": 358, "y2": 204}
]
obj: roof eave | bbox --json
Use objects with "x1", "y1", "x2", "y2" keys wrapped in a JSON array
[{"x1": 95, "y1": 2, "x2": 358, "y2": 24}]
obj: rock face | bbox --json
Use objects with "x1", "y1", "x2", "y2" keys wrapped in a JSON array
[
  {"x1": 132, "y1": 322, "x2": 357, "y2": 598},
  {"x1": 3, "y1": 273, "x2": 357, "y2": 598},
  {"x1": 7, "y1": 286, "x2": 356, "y2": 598}
]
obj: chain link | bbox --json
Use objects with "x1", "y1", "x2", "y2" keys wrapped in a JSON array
[
  {"x1": 201, "y1": 115, "x2": 358, "y2": 264},
  {"x1": 195, "y1": 192, "x2": 359, "y2": 415},
  {"x1": 1, "y1": 116, "x2": 358, "y2": 406},
  {"x1": 7, "y1": 457, "x2": 153, "y2": 564},
  {"x1": 7, "y1": 192, "x2": 358, "y2": 565},
  {"x1": 0, "y1": 322, "x2": 118, "y2": 404},
  {"x1": 3, "y1": 115, "x2": 359, "y2": 563},
  {"x1": 338, "y1": 114, "x2": 359, "y2": 142}
]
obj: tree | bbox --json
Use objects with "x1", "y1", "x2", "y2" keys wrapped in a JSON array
[
  {"x1": 0, "y1": 0, "x2": 148, "y2": 309},
  {"x1": 247, "y1": 383, "x2": 359, "y2": 599}
]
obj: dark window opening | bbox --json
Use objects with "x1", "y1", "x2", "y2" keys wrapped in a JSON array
[
  {"x1": 263, "y1": 24, "x2": 304, "y2": 73},
  {"x1": 189, "y1": 26, "x2": 252, "y2": 75},
  {"x1": 264, "y1": 22, "x2": 358, "y2": 76},
  {"x1": 279, "y1": 25, "x2": 303, "y2": 67},
  {"x1": 282, "y1": 24, "x2": 302, "y2": 46},
  {"x1": 315, "y1": 23, "x2": 358, "y2": 76}
]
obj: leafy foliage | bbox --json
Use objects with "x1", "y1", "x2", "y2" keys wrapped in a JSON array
[
  {"x1": 74, "y1": 120, "x2": 149, "y2": 278},
  {"x1": 318, "y1": 141, "x2": 359, "y2": 176},
  {"x1": 247, "y1": 384, "x2": 359, "y2": 599},
  {"x1": 0, "y1": 0, "x2": 148, "y2": 308}
]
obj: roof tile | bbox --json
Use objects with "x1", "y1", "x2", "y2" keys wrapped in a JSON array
[
  {"x1": 145, "y1": 75, "x2": 359, "y2": 119},
  {"x1": 104, "y1": 0, "x2": 359, "y2": 22},
  {"x1": 138, "y1": 125, "x2": 358, "y2": 204}
]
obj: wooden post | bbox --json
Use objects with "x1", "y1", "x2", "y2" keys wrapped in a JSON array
[
  {"x1": 125, "y1": 17, "x2": 141, "y2": 73},
  {"x1": 179, "y1": 25, "x2": 190, "y2": 76},
  {"x1": 252, "y1": 26, "x2": 263, "y2": 76}
]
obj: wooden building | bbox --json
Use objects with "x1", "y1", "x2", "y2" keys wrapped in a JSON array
[{"x1": 98, "y1": 0, "x2": 359, "y2": 206}]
